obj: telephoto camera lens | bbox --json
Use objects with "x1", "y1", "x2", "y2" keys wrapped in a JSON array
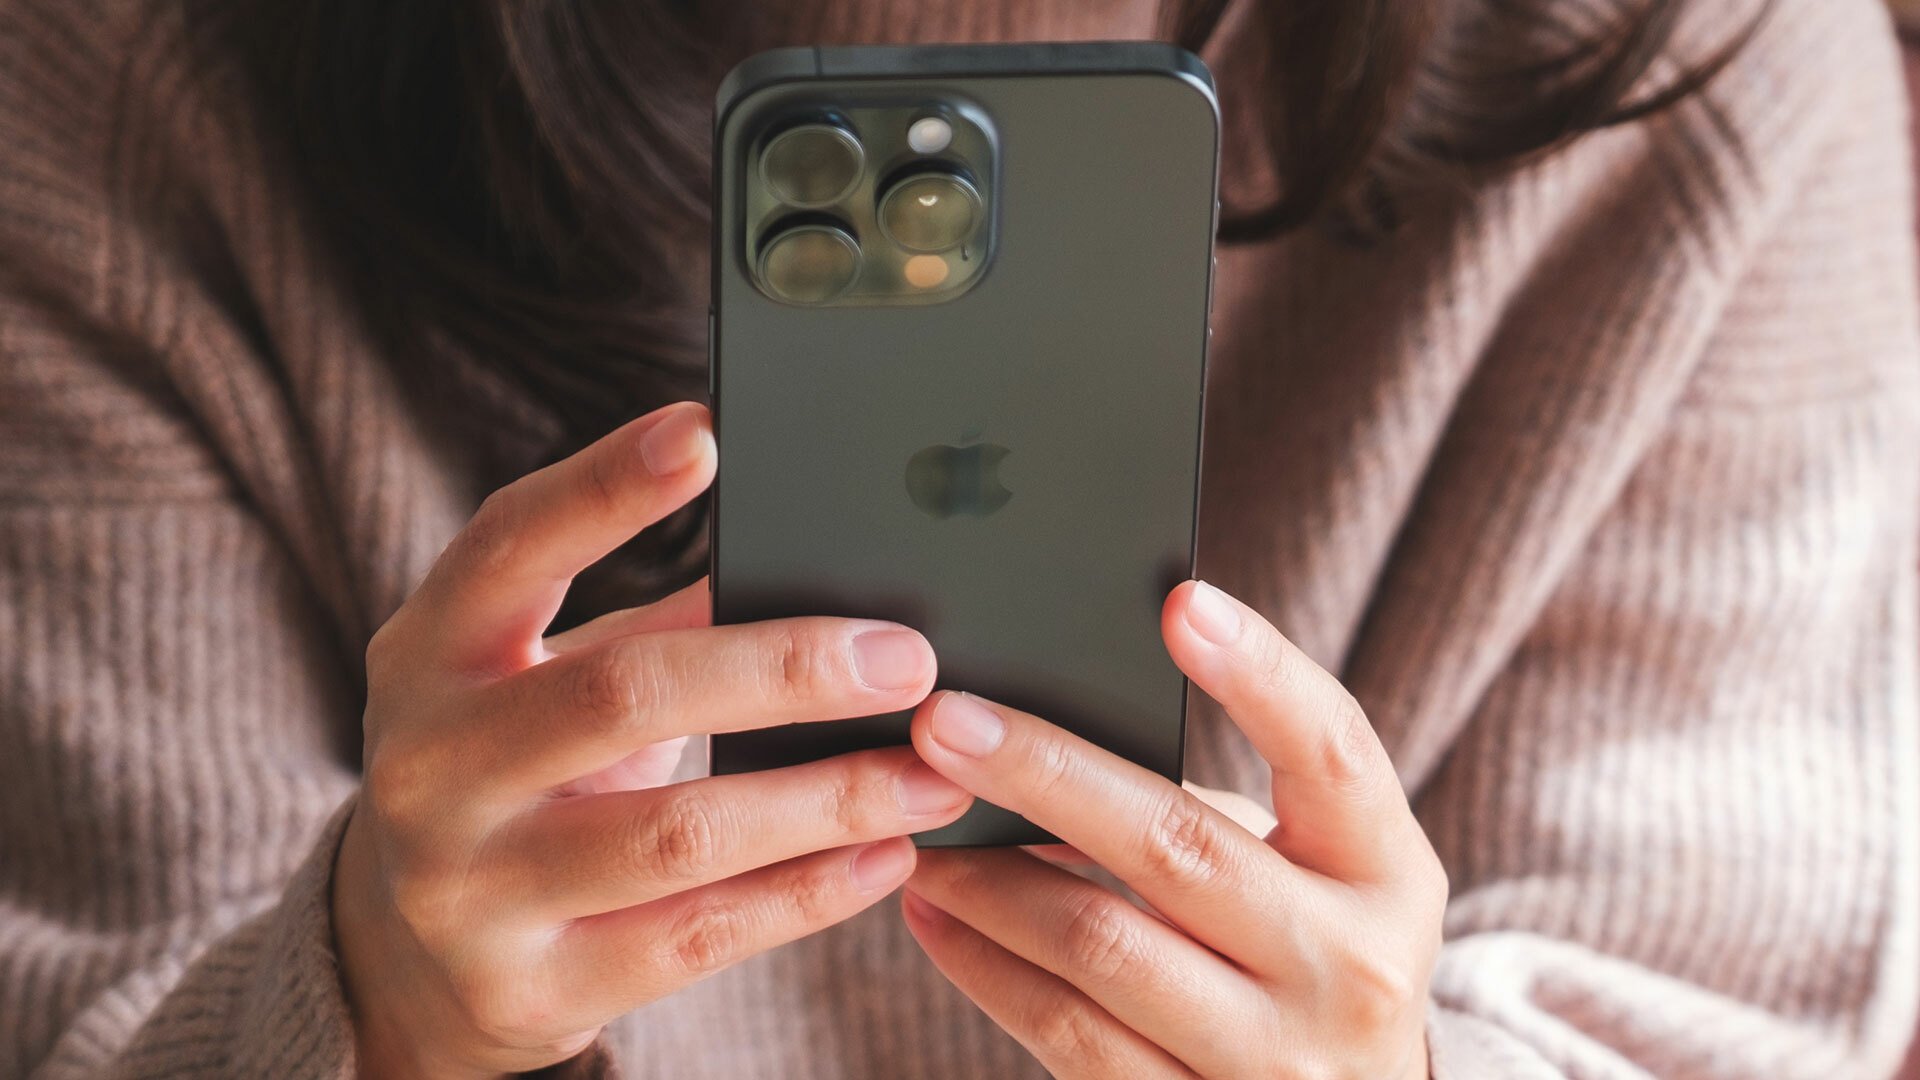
[
  {"x1": 879, "y1": 172, "x2": 981, "y2": 253},
  {"x1": 761, "y1": 124, "x2": 865, "y2": 208},
  {"x1": 758, "y1": 224, "x2": 862, "y2": 303}
]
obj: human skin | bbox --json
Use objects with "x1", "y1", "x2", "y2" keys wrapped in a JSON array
[
  {"x1": 899, "y1": 581, "x2": 1446, "y2": 1080},
  {"x1": 332, "y1": 399, "x2": 1444, "y2": 1079},
  {"x1": 332, "y1": 401, "x2": 975, "y2": 1078}
]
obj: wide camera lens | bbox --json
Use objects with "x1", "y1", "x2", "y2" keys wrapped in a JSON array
[
  {"x1": 879, "y1": 172, "x2": 981, "y2": 253},
  {"x1": 761, "y1": 124, "x2": 864, "y2": 208},
  {"x1": 758, "y1": 224, "x2": 861, "y2": 303}
]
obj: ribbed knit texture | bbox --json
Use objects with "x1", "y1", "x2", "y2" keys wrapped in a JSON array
[{"x1": 2, "y1": 0, "x2": 1918, "y2": 1076}]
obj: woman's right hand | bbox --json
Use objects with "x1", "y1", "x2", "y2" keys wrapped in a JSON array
[{"x1": 332, "y1": 401, "x2": 973, "y2": 1080}]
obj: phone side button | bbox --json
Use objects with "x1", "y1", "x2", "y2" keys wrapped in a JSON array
[{"x1": 707, "y1": 308, "x2": 717, "y2": 400}]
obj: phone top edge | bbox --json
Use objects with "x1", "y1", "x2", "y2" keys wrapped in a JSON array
[
  {"x1": 712, "y1": 42, "x2": 1217, "y2": 133},
  {"x1": 713, "y1": 46, "x2": 821, "y2": 120}
]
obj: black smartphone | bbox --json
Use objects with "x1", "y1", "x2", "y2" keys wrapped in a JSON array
[{"x1": 707, "y1": 43, "x2": 1219, "y2": 847}]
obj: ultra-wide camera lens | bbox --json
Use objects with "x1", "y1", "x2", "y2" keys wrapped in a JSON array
[
  {"x1": 758, "y1": 224, "x2": 861, "y2": 303},
  {"x1": 879, "y1": 172, "x2": 981, "y2": 253},
  {"x1": 761, "y1": 124, "x2": 864, "y2": 208}
]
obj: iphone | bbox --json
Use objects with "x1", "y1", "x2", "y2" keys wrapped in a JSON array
[{"x1": 708, "y1": 43, "x2": 1219, "y2": 846}]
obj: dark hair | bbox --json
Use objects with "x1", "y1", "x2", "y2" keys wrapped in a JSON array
[{"x1": 230, "y1": 0, "x2": 1767, "y2": 608}]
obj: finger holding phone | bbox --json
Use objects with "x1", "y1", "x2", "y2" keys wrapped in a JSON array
[
  {"x1": 332, "y1": 402, "x2": 974, "y2": 1080},
  {"x1": 900, "y1": 581, "x2": 1447, "y2": 1080}
]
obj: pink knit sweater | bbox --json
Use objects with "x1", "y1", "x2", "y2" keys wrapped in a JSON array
[{"x1": 3, "y1": 0, "x2": 1919, "y2": 1076}]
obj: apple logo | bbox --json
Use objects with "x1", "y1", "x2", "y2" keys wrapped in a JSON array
[{"x1": 905, "y1": 439, "x2": 1013, "y2": 519}]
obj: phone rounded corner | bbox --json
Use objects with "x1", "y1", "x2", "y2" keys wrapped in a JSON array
[
  {"x1": 1164, "y1": 56, "x2": 1224, "y2": 134},
  {"x1": 1116, "y1": 47, "x2": 1222, "y2": 164},
  {"x1": 714, "y1": 48, "x2": 820, "y2": 137},
  {"x1": 1168, "y1": 45, "x2": 1219, "y2": 97}
]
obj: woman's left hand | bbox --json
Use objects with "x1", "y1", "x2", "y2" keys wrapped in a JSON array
[{"x1": 901, "y1": 580, "x2": 1446, "y2": 1080}]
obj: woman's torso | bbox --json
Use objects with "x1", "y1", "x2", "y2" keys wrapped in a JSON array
[{"x1": 4, "y1": 0, "x2": 1916, "y2": 1074}]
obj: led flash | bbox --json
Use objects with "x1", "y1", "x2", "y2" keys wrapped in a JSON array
[{"x1": 907, "y1": 116, "x2": 953, "y2": 155}]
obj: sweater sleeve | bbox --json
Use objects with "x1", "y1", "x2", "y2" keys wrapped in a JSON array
[{"x1": 1411, "y1": 4, "x2": 1920, "y2": 1076}]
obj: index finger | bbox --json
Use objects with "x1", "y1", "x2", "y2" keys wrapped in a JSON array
[{"x1": 412, "y1": 401, "x2": 715, "y2": 674}]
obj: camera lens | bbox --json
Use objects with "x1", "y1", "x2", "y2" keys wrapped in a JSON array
[
  {"x1": 758, "y1": 224, "x2": 861, "y2": 303},
  {"x1": 879, "y1": 172, "x2": 981, "y2": 253},
  {"x1": 761, "y1": 124, "x2": 864, "y2": 208}
]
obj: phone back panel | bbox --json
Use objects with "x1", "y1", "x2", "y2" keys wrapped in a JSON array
[{"x1": 709, "y1": 44, "x2": 1219, "y2": 846}]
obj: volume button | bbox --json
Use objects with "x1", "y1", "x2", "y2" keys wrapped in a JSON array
[{"x1": 707, "y1": 308, "x2": 717, "y2": 400}]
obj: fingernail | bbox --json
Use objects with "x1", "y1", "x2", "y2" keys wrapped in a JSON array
[
  {"x1": 851, "y1": 839, "x2": 914, "y2": 892},
  {"x1": 1184, "y1": 580, "x2": 1242, "y2": 647},
  {"x1": 901, "y1": 889, "x2": 948, "y2": 925},
  {"x1": 898, "y1": 762, "x2": 969, "y2": 814},
  {"x1": 639, "y1": 407, "x2": 707, "y2": 476},
  {"x1": 930, "y1": 693, "x2": 1005, "y2": 757},
  {"x1": 852, "y1": 629, "x2": 929, "y2": 691}
]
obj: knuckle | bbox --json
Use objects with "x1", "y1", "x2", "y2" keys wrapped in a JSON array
[
  {"x1": 566, "y1": 643, "x2": 653, "y2": 731},
  {"x1": 1027, "y1": 995, "x2": 1109, "y2": 1066},
  {"x1": 822, "y1": 769, "x2": 864, "y2": 837},
  {"x1": 1140, "y1": 792, "x2": 1234, "y2": 891},
  {"x1": 363, "y1": 617, "x2": 406, "y2": 690},
  {"x1": 782, "y1": 860, "x2": 849, "y2": 925},
  {"x1": 772, "y1": 624, "x2": 837, "y2": 706},
  {"x1": 827, "y1": 757, "x2": 897, "y2": 836},
  {"x1": 1319, "y1": 695, "x2": 1384, "y2": 795},
  {"x1": 575, "y1": 446, "x2": 626, "y2": 519},
  {"x1": 1250, "y1": 630, "x2": 1309, "y2": 701},
  {"x1": 456, "y1": 489, "x2": 524, "y2": 578},
  {"x1": 451, "y1": 970, "x2": 543, "y2": 1048},
  {"x1": 1023, "y1": 733, "x2": 1080, "y2": 801},
  {"x1": 928, "y1": 848, "x2": 998, "y2": 903},
  {"x1": 663, "y1": 900, "x2": 739, "y2": 978},
  {"x1": 632, "y1": 789, "x2": 728, "y2": 885},
  {"x1": 362, "y1": 740, "x2": 432, "y2": 829},
  {"x1": 387, "y1": 866, "x2": 461, "y2": 945},
  {"x1": 1059, "y1": 893, "x2": 1142, "y2": 983},
  {"x1": 1341, "y1": 949, "x2": 1421, "y2": 1036}
]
